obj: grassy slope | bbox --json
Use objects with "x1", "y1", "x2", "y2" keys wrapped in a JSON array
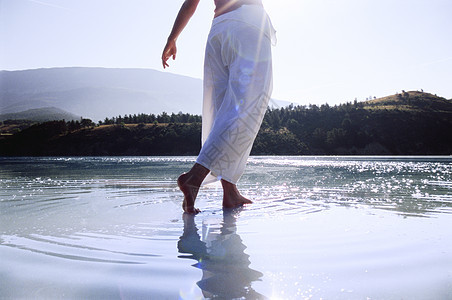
[{"x1": 363, "y1": 91, "x2": 451, "y2": 112}]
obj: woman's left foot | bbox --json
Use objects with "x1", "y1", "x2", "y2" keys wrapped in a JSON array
[{"x1": 221, "y1": 180, "x2": 252, "y2": 208}]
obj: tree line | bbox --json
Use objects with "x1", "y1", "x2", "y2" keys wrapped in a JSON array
[
  {"x1": 1, "y1": 93, "x2": 451, "y2": 156},
  {"x1": 99, "y1": 112, "x2": 201, "y2": 125},
  {"x1": 254, "y1": 100, "x2": 451, "y2": 155}
]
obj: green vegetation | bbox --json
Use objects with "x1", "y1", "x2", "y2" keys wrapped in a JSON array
[
  {"x1": 0, "y1": 118, "x2": 201, "y2": 156},
  {"x1": 99, "y1": 112, "x2": 201, "y2": 125},
  {"x1": 1, "y1": 91, "x2": 451, "y2": 156},
  {"x1": 254, "y1": 91, "x2": 452, "y2": 155}
]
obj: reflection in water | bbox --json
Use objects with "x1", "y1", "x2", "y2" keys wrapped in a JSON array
[
  {"x1": 0, "y1": 157, "x2": 450, "y2": 298},
  {"x1": 178, "y1": 210, "x2": 265, "y2": 299}
]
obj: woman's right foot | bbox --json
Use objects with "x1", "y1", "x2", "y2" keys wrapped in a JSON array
[{"x1": 177, "y1": 172, "x2": 201, "y2": 214}]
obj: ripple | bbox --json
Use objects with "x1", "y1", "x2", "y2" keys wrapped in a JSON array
[
  {"x1": 0, "y1": 233, "x2": 163, "y2": 265},
  {"x1": 0, "y1": 156, "x2": 451, "y2": 299}
]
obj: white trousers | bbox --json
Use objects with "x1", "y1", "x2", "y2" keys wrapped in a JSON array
[{"x1": 196, "y1": 5, "x2": 275, "y2": 184}]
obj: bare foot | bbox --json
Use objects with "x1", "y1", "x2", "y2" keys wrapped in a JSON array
[
  {"x1": 223, "y1": 193, "x2": 253, "y2": 209},
  {"x1": 177, "y1": 163, "x2": 209, "y2": 214},
  {"x1": 178, "y1": 173, "x2": 201, "y2": 214},
  {"x1": 221, "y1": 180, "x2": 253, "y2": 209}
]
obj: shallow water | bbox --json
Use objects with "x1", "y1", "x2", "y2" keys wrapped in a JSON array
[{"x1": 0, "y1": 156, "x2": 451, "y2": 299}]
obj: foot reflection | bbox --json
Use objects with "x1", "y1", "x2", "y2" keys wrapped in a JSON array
[{"x1": 178, "y1": 209, "x2": 265, "y2": 299}]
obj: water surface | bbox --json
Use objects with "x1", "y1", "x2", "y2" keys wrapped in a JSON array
[{"x1": 0, "y1": 156, "x2": 451, "y2": 299}]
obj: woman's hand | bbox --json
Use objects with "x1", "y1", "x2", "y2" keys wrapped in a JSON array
[{"x1": 162, "y1": 39, "x2": 177, "y2": 69}]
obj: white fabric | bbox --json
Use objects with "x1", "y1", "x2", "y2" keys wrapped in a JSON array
[{"x1": 196, "y1": 5, "x2": 275, "y2": 185}]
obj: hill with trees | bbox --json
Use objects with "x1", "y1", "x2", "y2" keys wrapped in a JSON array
[
  {"x1": 255, "y1": 91, "x2": 451, "y2": 155},
  {"x1": 0, "y1": 91, "x2": 451, "y2": 156}
]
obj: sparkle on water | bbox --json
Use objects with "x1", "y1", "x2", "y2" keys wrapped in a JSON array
[{"x1": 0, "y1": 156, "x2": 451, "y2": 299}]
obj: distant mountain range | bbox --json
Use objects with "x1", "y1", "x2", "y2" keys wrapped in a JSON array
[{"x1": 0, "y1": 67, "x2": 291, "y2": 122}]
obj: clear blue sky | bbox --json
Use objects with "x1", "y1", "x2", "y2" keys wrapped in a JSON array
[{"x1": 1, "y1": 0, "x2": 451, "y2": 106}]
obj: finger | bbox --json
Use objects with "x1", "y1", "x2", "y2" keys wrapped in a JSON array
[
  {"x1": 162, "y1": 52, "x2": 170, "y2": 68},
  {"x1": 162, "y1": 58, "x2": 169, "y2": 69}
]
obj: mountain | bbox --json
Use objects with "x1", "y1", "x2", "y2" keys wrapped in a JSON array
[
  {"x1": 0, "y1": 67, "x2": 203, "y2": 122},
  {"x1": 0, "y1": 107, "x2": 80, "y2": 122},
  {"x1": 0, "y1": 67, "x2": 292, "y2": 122}
]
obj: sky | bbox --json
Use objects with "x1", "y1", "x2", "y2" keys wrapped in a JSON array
[{"x1": 1, "y1": 0, "x2": 452, "y2": 106}]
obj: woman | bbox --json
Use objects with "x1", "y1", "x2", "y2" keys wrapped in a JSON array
[{"x1": 162, "y1": 0, "x2": 275, "y2": 213}]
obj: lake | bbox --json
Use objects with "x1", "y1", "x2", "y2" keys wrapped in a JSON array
[{"x1": 0, "y1": 156, "x2": 451, "y2": 299}]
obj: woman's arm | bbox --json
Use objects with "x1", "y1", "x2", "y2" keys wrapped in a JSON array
[{"x1": 162, "y1": 0, "x2": 201, "y2": 69}]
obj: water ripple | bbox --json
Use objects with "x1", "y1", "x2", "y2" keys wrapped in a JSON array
[{"x1": 0, "y1": 157, "x2": 451, "y2": 299}]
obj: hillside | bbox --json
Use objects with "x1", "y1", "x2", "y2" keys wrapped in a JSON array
[
  {"x1": 362, "y1": 90, "x2": 451, "y2": 112},
  {"x1": 1, "y1": 91, "x2": 450, "y2": 156},
  {"x1": 0, "y1": 107, "x2": 80, "y2": 122},
  {"x1": 258, "y1": 91, "x2": 452, "y2": 155}
]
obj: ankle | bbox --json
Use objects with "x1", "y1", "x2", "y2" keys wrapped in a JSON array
[
  {"x1": 179, "y1": 164, "x2": 209, "y2": 187},
  {"x1": 178, "y1": 172, "x2": 200, "y2": 189}
]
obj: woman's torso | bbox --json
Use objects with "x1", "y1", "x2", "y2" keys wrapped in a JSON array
[{"x1": 214, "y1": 0, "x2": 263, "y2": 17}]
